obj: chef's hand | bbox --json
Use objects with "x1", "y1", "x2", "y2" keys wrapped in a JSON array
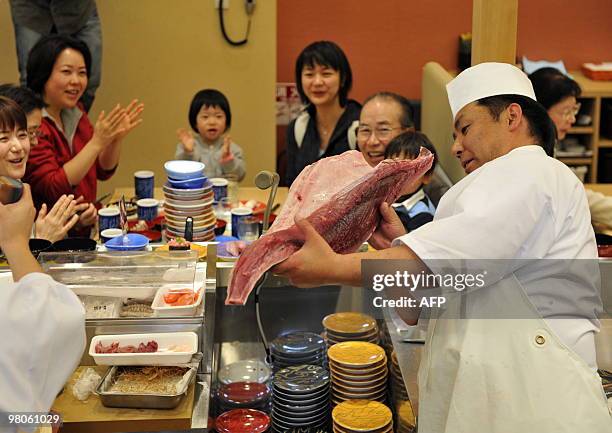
[
  {"x1": 369, "y1": 202, "x2": 406, "y2": 250},
  {"x1": 272, "y1": 219, "x2": 338, "y2": 287},
  {"x1": 177, "y1": 128, "x2": 195, "y2": 153},
  {"x1": 220, "y1": 135, "x2": 233, "y2": 162},
  {"x1": 0, "y1": 184, "x2": 36, "y2": 250},
  {"x1": 35, "y1": 194, "x2": 80, "y2": 242}
]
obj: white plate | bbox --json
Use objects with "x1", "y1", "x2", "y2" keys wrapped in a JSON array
[
  {"x1": 89, "y1": 332, "x2": 198, "y2": 365},
  {"x1": 152, "y1": 283, "x2": 203, "y2": 317}
]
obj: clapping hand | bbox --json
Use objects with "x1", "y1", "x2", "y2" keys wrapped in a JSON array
[
  {"x1": 114, "y1": 99, "x2": 144, "y2": 142},
  {"x1": 177, "y1": 128, "x2": 195, "y2": 153},
  {"x1": 221, "y1": 135, "x2": 233, "y2": 162},
  {"x1": 35, "y1": 194, "x2": 80, "y2": 242},
  {"x1": 92, "y1": 104, "x2": 128, "y2": 148},
  {"x1": 73, "y1": 195, "x2": 97, "y2": 229}
]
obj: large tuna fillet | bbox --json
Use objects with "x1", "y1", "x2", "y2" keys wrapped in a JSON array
[{"x1": 225, "y1": 150, "x2": 434, "y2": 305}]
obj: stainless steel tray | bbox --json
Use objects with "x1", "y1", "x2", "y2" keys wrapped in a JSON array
[{"x1": 96, "y1": 365, "x2": 196, "y2": 409}]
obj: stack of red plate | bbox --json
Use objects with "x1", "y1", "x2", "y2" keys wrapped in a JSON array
[{"x1": 163, "y1": 182, "x2": 215, "y2": 241}]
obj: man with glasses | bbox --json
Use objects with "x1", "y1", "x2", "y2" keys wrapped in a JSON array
[
  {"x1": 357, "y1": 92, "x2": 451, "y2": 205},
  {"x1": 356, "y1": 92, "x2": 415, "y2": 167}
]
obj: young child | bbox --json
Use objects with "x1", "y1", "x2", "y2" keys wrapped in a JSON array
[
  {"x1": 384, "y1": 131, "x2": 437, "y2": 232},
  {"x1": 175, "y1": 89, "x2": 246, "y2": 181}
]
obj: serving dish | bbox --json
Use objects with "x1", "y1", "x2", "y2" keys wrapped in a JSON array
[
  {"x1": 89, "y1": 332, "x2": 198, "y2": 365},
  {"x1": 96, "y1": 364, "x2": 196, "y2": 409},
  {"x1": 151, "y1": 283, "x2": 204, "y2": 317}
]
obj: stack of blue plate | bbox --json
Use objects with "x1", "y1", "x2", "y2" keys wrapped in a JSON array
[
  {"x1": 163, "y1": 160, "x2": 215, "y2": 241},
  {"x1": 270, "y1": 332, "x2": 327, "y2": 371},
  {"x1": 271, "y1": 365, "x2": 330, "y2": 432}
]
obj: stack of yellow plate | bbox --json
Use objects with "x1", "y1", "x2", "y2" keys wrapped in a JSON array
[
  {"x1": 322, "y1": 312, "x2": 379, "y2": 347},
  {"x1": 396, "y1": 399, "x2": 416, "y2": 433},
  {"x1": 389, "y1": 351, "x2": 409, "y2": 402},
  {"x1": 332, "y1": 400, "x2": 393, "y2": 433},
  {"x1": 327, "y1": 341, "x2": 388, "y2": 405}
]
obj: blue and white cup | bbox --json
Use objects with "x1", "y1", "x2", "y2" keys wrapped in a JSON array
[
  {"x1": 101, "y1": 228, "x2": 123, "y2": 243},
  {"x1": 135, "y1": 170, "x2": 155, "y2": 199},
  {"x1": 211, "y1": 178, "x2": 228, "y2": 202},
  {"x1": 231, "y1": 207, "x2": 253, "y2": 238},
  {"x1": 137, "y1": 198, "x2": 159, "y2": 221},
  {"x1": 98, "y1": 207, "x2": 120, "y2": 233}
]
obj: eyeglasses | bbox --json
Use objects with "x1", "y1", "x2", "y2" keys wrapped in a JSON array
[
  {"x1": 560, "y1": 102, "x2": 581, "y2": 119},
  {"x1": 356, "y1": 126, "x2": 403, "y2": 141}
]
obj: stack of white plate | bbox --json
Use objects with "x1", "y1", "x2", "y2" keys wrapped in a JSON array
[{"x1": 163, "y1": 182, "x2": 215, "y2": 241}]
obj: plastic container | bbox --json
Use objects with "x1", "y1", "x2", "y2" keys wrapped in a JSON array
[
  {"x1": 89, "y1": 332, "x2": 198, "y2": 365},
  {"x1": 582, "y1": 63, "x2": 612, "y2": 81},
  {"x1": 151, "y1": 284, "x2": 203, "y2": 317},
  {"x1": 104, "y1": 233, "x2": 149, "y2": 251}
]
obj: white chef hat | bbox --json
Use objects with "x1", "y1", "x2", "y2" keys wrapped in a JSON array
[{"x1": 446, "y1": 62, "x2": 536, "y2": 120}]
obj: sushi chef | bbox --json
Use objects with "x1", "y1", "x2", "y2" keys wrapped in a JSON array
[
  {"x1": 274, "y1": 63, "x2": 611, "y2": 432},
  {"x1": 0, "y1": 96, "x2": 85, "y2": 428}
]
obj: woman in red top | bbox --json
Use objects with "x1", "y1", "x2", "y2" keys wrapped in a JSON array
[{"x1": 24, "y1": 35, "x2": 143, "y2": 236}]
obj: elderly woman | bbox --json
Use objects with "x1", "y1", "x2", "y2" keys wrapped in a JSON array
[
  {"x1": 24, "y1": 34, "x2": 144, "y2": 236},
  {"x1": 529, "y1": 67, "x2": 612, "y2": 231},
  {"x1": 285, "y1": 41, "x2": 361, "y2": 185},
  {"x1": 0, "y1": 96, "x2": 85, "y2": 423}
]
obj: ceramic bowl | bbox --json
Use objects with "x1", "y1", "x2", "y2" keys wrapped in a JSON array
[
  {"x1": 167, "y1": 176, "x2": 207, "y2": 189},
  {"x1": 164, "y1": 160, "x2": 205, "y2": 180}
]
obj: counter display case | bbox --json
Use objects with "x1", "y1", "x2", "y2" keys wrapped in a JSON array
[{"x1": 42, "y1": 248, "x2": 218, "y2": 432}]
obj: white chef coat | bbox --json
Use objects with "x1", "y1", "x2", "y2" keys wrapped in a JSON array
[
  {"x1": 0, "y1": 272, "x2": 85, "y2": 420},
  {"x1": 395, "y1": 145, "x2": 602, "y2": 367}
]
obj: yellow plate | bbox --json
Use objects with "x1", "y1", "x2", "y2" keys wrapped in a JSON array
[
  {"x1": 332, "y1": 400, "x2": 392, "y2": 431},
  {"x1": 333, "y1": 422, "x2": 393, "y2": 433},
  {"x1": 323, "y1": 312, "x2": 377, "y2": 336},
  {"x1": 155, "y1": 243, "x2": 207, "y2": 259},
  {"x1": 397, "y1": 400, "x2": 416, "y2": 429},
  {"x1": 328, "y1": 341, "x2": 386, "y2": 367}
]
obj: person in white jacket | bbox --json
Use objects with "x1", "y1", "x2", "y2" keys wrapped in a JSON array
[{"x1": 0, "y1": 98, "x2": 85, "y2": 431}]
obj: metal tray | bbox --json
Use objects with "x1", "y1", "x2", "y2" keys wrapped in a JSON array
[{"x1": 96, "y1": 365, "x2": 196, "y2": 409}]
